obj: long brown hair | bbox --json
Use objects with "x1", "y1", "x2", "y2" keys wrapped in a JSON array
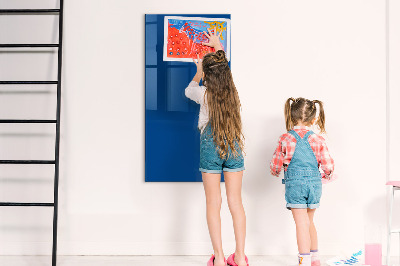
[
  {"x1": 284, "y1": 97, "x2": 326, "y2": 133},
  {"x1": 202, "y1": 50, "x2": 243, "y2": 158}
]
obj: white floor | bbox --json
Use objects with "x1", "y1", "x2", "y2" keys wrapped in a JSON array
[
  {"x1": 0, "y1": 256, "x2": 397, "y2": 266},
  {"x1": 0, "y1": 256, "x2": 324, "y2": 266},
  {"x1": 0, "y1": 255, "x2": 359, "y2": 266}
]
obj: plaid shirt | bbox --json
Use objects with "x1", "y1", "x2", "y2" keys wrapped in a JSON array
[{"x1": 270, "y1": 126, "x2": 334, "y2": 179}]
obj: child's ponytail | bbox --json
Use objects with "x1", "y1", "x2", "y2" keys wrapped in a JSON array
[
  {"x1": 313, "y1": 100, "x2": 326, "y2": 133},
  {"x1": 285, "y1": 98, "x2": 295, "y2": 131}
]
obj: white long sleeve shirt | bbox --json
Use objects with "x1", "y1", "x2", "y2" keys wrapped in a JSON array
[{"x1": 185, "y1": 81, "x2": 209, "y2": 132}]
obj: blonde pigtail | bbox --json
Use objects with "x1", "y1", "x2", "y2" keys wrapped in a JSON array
[
  {"x1": 313, "y1": 100, "x2": 326, "y2": 133},
  {"x1": 285, "y1": 98, "x2": 295, "y2": 131}
]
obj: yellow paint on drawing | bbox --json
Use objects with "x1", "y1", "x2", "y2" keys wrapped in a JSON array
[{"x1": 204, "y1": 21, "x2": 226, "y2": 40}]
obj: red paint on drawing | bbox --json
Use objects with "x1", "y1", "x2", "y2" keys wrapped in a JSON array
[{"x1": 167, "y1": 24, "x2": 214, "y2": 59}]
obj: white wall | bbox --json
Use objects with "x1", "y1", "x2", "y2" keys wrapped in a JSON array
[
  {"x1": 0, "y1": 0, "x2": 389, "y2": 257},
  {"x1": 388, "y1": 0, "x2": 400, "y2": 258}
]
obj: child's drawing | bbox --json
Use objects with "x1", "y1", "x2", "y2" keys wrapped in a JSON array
[{"x1": 163, "y1": 16, "x2": 231, "y2": 62}]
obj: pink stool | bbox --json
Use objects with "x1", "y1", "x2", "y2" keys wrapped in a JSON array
[{"x1": 386, "y1": 181, "x2": 400, "y2": 265}]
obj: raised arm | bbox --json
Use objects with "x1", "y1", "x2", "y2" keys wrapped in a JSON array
[
  {"x1": 192, "y1": 54, "x2": 203, "y2": 83},
  {"x1": 185, "y1": 80, "x2": 206, "y2": 104},
  {"x1": 185, "y1": 54, "x2": 206, "y2": 104}
]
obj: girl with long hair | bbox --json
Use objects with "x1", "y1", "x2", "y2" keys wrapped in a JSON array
[{"x1": 185, "y1": 29, "x2": 248, "y2": 266}]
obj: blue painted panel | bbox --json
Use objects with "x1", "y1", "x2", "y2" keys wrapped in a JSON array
[{"x1": 145, "y1": 14, "x2": 231, "y2": 182}]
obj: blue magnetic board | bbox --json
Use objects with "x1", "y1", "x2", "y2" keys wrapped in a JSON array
[{"x1": 145, "y1": 14, "x2": 231, "y2": 182}]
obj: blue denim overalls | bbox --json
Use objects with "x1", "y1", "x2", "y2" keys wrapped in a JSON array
[{"x1": 283, "y1": 130, "x2": 322, "y2": 210}]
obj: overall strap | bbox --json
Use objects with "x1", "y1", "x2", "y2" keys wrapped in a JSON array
[
  {"x1": 303, "y1": 130, "x2": 314, "y2": 140},
  {"x1": 288, "y1": 130, "x2": 301, "y2": 141}
]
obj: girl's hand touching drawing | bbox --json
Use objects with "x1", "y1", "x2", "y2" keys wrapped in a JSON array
[{"x1": 202, "y1": 28, "x2": 223, "y2": 51}]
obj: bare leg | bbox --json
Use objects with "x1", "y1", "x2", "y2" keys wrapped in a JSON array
[
  {"x1": 225, "y1": 171, "x2": 247, "y2": 266},
  {"x1": 202, "y1": 172, "x2": 225, "y2": 266},
  {"x1": 307, "y1": 209, "x2": 318, "y2": 251},
  {"x1": 291, "y1": 208, "x2": 311, "y2": 254}
]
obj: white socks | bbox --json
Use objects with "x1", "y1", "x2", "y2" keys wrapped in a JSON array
[
  {"x1": 310, "y1": 250, "x2": 321, "y2": 266},
  {"x1": 311, "y1": 250, "x2": 319, "y2": 262},
  {"x1": 295, "y1": 250, "x2": 319, "y2": 266},
  {"x1": 298, "y1": 254, "x2": 311, "y2": 266}
]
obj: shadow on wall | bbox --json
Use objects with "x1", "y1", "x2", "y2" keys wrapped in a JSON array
[
  {"x1": 365, "y1": 195, "x2": 386, "y2": 228},
  {"x1": 364, "y1": 194, "x2": 388, "y2": 249},
  {"x1": 242, "y1": 114, "x2": 292, "y2": 254}
]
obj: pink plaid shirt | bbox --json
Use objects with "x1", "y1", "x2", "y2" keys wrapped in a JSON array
[{"x1": 270, "y1": 126, "x2": 334, "y2": 179}]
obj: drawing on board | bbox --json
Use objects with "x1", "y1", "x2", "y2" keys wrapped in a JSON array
[{"x1": 163, "y1": 16, "x2": 230, "y2": 62}]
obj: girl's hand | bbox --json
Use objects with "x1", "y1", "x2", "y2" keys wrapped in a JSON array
[
  {"x1": 192, "y1": 55, "x2": 203, "y2": 83},
  {"x1": 202, "y1": 28, "x2": 223, "y2": 51},
  {"x1": 193, "y1": 54, "x2": 202, "y2": 74}
]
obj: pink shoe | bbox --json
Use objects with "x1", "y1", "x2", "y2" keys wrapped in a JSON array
[
  {"x1": 207, "y1": 254, "x2": 227, "y2": 266},
  {"x1": 227, "y1": 253, "x2": 249, "y2": 266},
  {"x1": 311, "y1": 260, "x2": 321, "y2": 266}
]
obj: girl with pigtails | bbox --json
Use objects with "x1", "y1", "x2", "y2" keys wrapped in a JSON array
[{"x1": 270, "y1": 98, "x2": 335, "y2": 266}]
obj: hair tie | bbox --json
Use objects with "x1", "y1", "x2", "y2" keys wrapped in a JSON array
[{"x1": 209, "y1": 62, "x2": 228, "y2": 68}]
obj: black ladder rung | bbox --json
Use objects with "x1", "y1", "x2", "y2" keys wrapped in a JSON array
[
  {"x1": 0, "y1": 202, "x2": 54, "y2": 207},
  {"x1": 0, "y1": 9, "x2": 60, "y2": 14},
  {"x1": 0, "y1": 81, "x2": 58, "y2": 84},
  {"x1": 0, "y1": 160, "x2": 55, "y2": 164},
  {"x1": 0, "y1": 119, "x2": 57, "y2": 123},
  {"x1": 0, "y1": 44, "x2": 59, "y2": 48}
]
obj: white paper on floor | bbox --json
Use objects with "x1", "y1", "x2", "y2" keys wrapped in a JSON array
[{"x1": 326, "y1": 249, "x2": 364, "y2": 266}]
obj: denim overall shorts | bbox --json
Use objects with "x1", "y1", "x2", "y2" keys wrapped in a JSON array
[
  {"x1": 199, "y1": 124, "x2": 245, "y2": 174},
  {"x1": 283, "y1": 130, "x2": 322, "y2": 210}
]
